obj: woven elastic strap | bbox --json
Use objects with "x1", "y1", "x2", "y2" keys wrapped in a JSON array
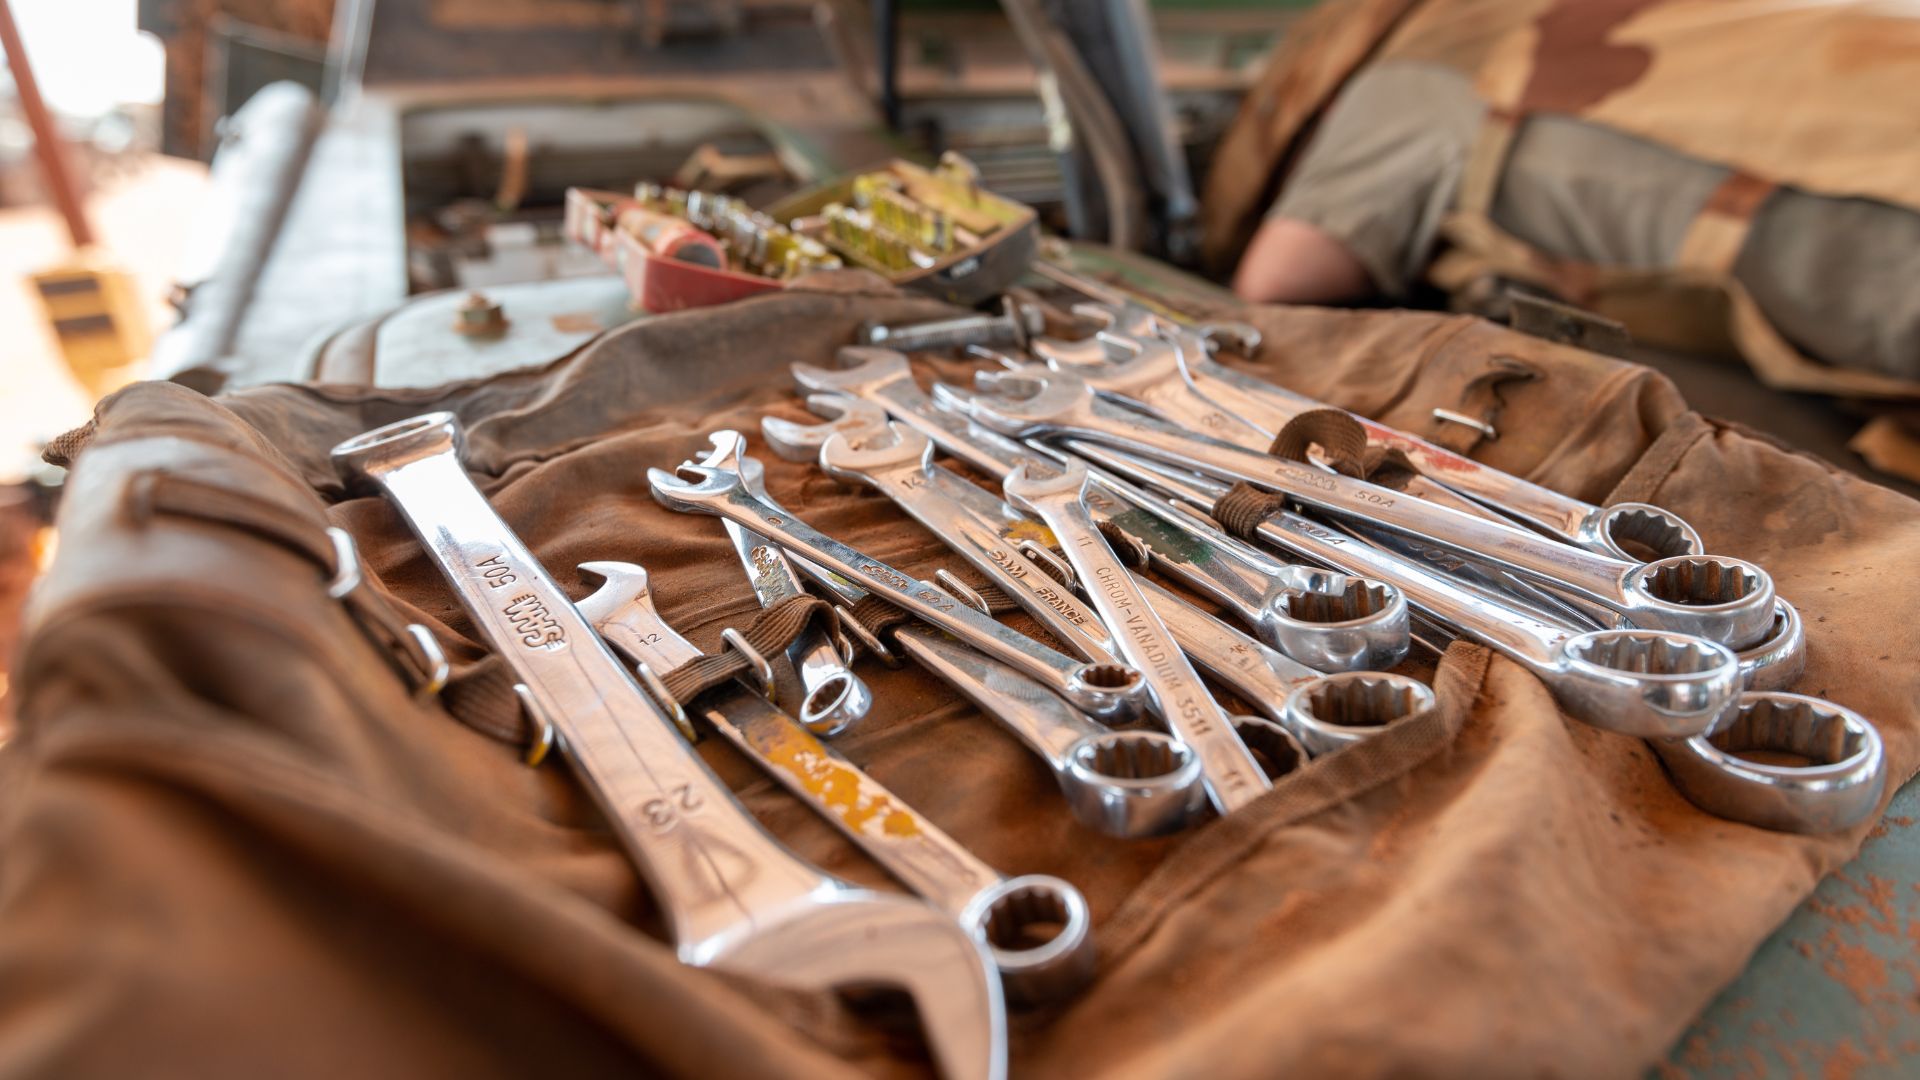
[
  {"x1": 1267, "y1": 409, "x2": 1428, "y2": 493},
  {"x1": 658, "y1": 594, "x2": 835, "y2": 705},
  {"x1": 449, "y1": 593, "x2": 842, "y2": 750},
  {"x1": 1211, "y1": 482, "x2": 1290, "y2": 542}
]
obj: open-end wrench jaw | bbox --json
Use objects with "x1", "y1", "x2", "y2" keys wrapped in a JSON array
[
  {"x1": 713, "y1": 890, "x2": 1010, "y2": 1080},
  {"x1": 937, "y1": 365, "x2": 1094, "y2": 437},
  {"x1": 648, "y1": 462, "x2": 745, "y2": 515},
  {"x1": 792, "y1": 345, "x2": 915, "y2": 398},
  {"x1": 761, "y1": 394, "x2": 892, "y2": 462},
  {"x1": 818, "y1": 421, "x2": 934, "y2": 480}
]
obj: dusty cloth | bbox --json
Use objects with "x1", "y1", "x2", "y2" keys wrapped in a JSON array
[
  {"x1": 1205, "y1": 0, "x2": 1920, "y2": 398},
  {"x1": 6, "y1": 281, "x2": 1920, "y2": 1077}
]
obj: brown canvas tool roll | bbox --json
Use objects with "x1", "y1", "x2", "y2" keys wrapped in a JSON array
[{"x1": 6, "y1": 284, "x2": 1919, "y2": 1077}]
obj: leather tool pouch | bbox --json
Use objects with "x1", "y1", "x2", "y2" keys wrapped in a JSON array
[{"x1": 7, "y1": 284, "x2": 1918, "y2": 1077}]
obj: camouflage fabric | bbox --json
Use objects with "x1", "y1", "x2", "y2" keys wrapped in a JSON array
[{"x1": 1203, "y1": 0, "x2": 1920, "y2": 398}]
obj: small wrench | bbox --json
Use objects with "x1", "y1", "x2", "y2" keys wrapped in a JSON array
[
  {"x1": 780, "y1": 551, "x2": 1210, "y2": 838},
  {"x1": 329, "y1": 413, "x2": 1005, "y2": 1078},
  {"x1": 1003, "y1": 458, "x2": 1271, "y2": 815},
  {"x1": 648, "y1": 459, "x2": 1148, "y2": 725},
  {"x1": 691, "y1": 430, "x2": 872, "y2": 736},
  {"x1": 954, "y1": 366, "x2": 1776, "y2": 650},
  {"x1": 578, "y1": 562, "x2": 1096, "y2": 1005}
]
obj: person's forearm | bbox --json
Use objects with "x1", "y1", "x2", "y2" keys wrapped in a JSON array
[{"x1": 1232, "y1": 217, "x2": 1379, "y2": 305}]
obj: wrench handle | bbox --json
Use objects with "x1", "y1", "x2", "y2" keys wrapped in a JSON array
[
  {"x1": 1246, "y1": 506, "x2": 1565, "y2": 668},
  {"x1": 871, "y1": 377, "x2": 1027, "y2": 477},
  {"x1": 700, "y1": 485, "x2": 1087, "y2": 692},
  {"x1": 1077, "y1": 408, "x2": 1632, "y2": 604},
  {"x1": 1133, "y1": 575, "x2": 1316, "y2": 719},
  {"x1": 354, "y1": 446, "x2": 829, "y2": 955},
  {"x1": 1019, "y1": 482, "x2": 1270, "y2": 814},
  {"x1": 867, "y1": 462, "x2": 1116, "y2": 661}
]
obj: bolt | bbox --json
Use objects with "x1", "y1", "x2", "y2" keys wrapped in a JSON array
[
  {"x1": 857, "y1": 296, "x2": 1045, "y2": 353},
  {"x1": 453, "y1": 291, "x2": 508, "y2": 338}
]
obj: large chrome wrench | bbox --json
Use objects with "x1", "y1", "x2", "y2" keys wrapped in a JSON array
[
  {"x1": 770, "y1": 376, "x2": 1410, "y2": 672},
  {"x1": 1087, "y1": 462, "x2": 1746, "y2": 739},
  {"x1": 1139, "y1": 343, "x2": 1703, "y2": 561},
  {"x1": 954, "y1": 366, "x2": 1776, "y2": 650},
  {"x1": 816, "y1": 422, "x2": 1119, "y2": 662},
  {"x1": 648, "y1": 461, "x2": 1148, "y2": 726},
  {"x1": 1003, "y1": 458, "x2": 1271, "y2": 815},
  {"x1": 576, "y1": 562, "x2": 1095, "y2": 1006},
  {"x1": 329, "y1": 413, "x2": 1005, "y2": 1078},
  {"x1": 1084, "y1": 443, "x2": 1813, "y2": 696}
]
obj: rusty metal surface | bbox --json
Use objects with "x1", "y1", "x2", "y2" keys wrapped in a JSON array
[{"x1": 1662, "y1": 779, "x2": 1920, "y2": 1078}]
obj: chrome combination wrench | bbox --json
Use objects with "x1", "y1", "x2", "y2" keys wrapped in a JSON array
[
  {"x1": 1042, "y1": 310, "x2": 1701, "y2": 561},
  {"x1": 329, "y1": 412, "x2": 1005, "y2": 1078},
  {"x1": 693, "y1": 430, "x2": 872, "y2": 735},
  {"x1": 577, "y1": 560, "x2": 1096, "y2": 1006},
  {"x1": 1002, "y1": 458, "x2": 1272, "y2": 815},
  {"x1": 771, "y1": 372, "x2": 1409, "y2": 672},
  {"x1": 953, "y1": 366, "x2": 1776, "y2": 650},
  {"x1": 648, "y1": 459, "x2": 1148, "y2": 726}
]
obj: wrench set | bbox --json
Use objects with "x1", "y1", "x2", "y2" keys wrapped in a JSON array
[{"x1": 327, "y1": 294, "x2": 1888, "y2": 1076}]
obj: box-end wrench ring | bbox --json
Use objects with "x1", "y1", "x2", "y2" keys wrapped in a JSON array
[
  {"x1": 895, "y1": 628, "x2": 1208, "y2": 837},
  {"x1": 330, "y1": 413, "x2": 1005, "y2": 1078},
  {"x1": 579, "y1": 567, "x2": 1096, "y2": 1005},
  {"x1": 956, "y1": 366, "x2": 1776, "y2": 650},
  {"x1": 1650, "y1": 692, "x2": 1885, "y2": 834},
  {"x1": 648, "y1": 463, "x2": 1147, "y2": 725}
]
